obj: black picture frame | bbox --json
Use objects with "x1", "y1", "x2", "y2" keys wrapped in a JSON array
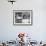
[{"x1": 13, "y1": 10, "x2": 33, "y2": 26}]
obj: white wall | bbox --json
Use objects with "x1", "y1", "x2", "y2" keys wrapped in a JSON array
[{"x1": 0, "y1": 0, "x2": 46, "y2": 42}]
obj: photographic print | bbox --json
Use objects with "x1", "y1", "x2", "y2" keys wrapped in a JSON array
[{"x1": 13, "y1": 10, "x2": 32, "y2": 25}]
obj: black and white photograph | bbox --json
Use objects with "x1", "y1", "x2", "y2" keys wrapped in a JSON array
[{"x1": 13, "y1": 10, "x2": 32, "y2": 25}]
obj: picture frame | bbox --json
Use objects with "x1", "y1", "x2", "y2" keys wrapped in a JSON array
[{"x1": 13, "y1": 10, "x2": 33, "y2": 26}]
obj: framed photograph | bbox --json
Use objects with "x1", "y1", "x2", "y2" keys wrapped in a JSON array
[{"x1": 13, "y1": 10, "x2": 33, "y2": 25}]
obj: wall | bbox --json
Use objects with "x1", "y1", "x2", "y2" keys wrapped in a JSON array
[{"x1": 0, "y1": 0, "x2": 46, "y2": 42}]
